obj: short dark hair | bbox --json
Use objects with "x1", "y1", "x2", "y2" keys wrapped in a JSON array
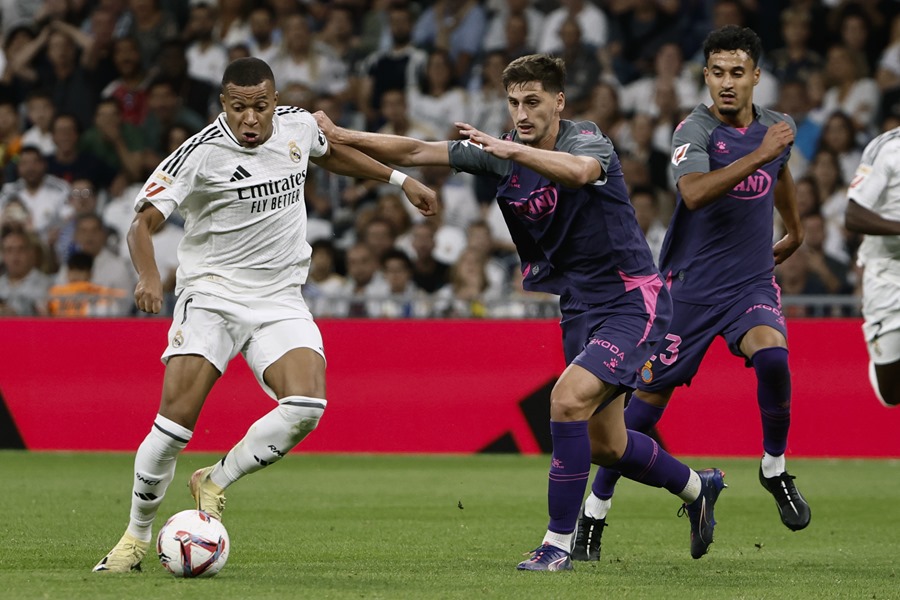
[
  {"x1": 703, "y1": 25, "x2": 762, "y2": 67},
  {"x1": 502, "y1": 54, "x2": 566, "y2": 94},
  {"x1": 67, "y1": 251, "x2": 94, "y2": 272},
  {"x1": 382, "y1": 248, "x2": 413, "y2": 270},
  {"x1": 222, "y1": 57, "x2": 275, "y2": 90}
]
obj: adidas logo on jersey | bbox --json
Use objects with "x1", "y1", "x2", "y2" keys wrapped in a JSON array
[{"x1": 230, "y1": 165, "x2": 252, "y2": 182}]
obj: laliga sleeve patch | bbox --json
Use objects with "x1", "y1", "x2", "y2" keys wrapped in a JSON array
[
  {"x1": 671, "y1": 143, "x2": 690, "y2": 166},
  {"x1": 849, "y1": 164, "x2": 872, "y2": 189}
]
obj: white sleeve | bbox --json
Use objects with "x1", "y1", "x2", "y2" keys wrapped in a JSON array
[
  {"x1": 848, "y1": 140, "x2": 899, "y2": 211},
  {"x1": 134, "y1": 143, "x2": 204, "y2": 219}
]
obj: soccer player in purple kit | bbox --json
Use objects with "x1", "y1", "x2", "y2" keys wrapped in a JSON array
[
  {"x1": 315, "y1": 53, "x2": 726, "y2": 571},
  {"x1": 573, "y1": 25, "x2": 811, "y2": 563}
]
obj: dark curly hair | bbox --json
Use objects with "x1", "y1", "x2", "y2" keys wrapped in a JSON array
[{"x1": 703, "y1": 25, "x2": 762, "y2": 67}]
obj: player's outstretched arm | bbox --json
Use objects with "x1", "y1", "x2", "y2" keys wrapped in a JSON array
[
  {"x1": 773, "y1": 165, "x2": 803, "y2": 264},
  {"x1": 127, "y1": 204, "x2": 165, "y2": 314},
  {"x1": 311, "y1": 142, "x2": 438, "y2": 217},
  {"x1": 313, "y1": 111, "x2": 450, "y2": 168},
  {"x1": 679, "y1": 122, "x2": 795, "y2": 210},
  {"x1": 455, "y1": 122, "x2": 601, "y2": 188}
]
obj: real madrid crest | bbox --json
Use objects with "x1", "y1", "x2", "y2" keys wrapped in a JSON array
[
  {"x1": 173, "y1": 329, "x2": 184, "y2": 348},
  {"x1": 288, "y1": 140, "x2": 302, "y2": 163}
]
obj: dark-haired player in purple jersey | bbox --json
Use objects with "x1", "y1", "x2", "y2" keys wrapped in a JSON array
[
  {"x1": 315, "y1": 53, "x2": 725, "y2": 571},
  {"x1": 575, "y1": 25, "x2": 811, "y2": 563}
]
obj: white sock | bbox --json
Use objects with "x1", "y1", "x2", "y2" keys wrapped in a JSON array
[
  {"x1": 761, "y1": 453, "x2": 786, "y2": 478},
  {"x1": 210, "y1": 396, "x2": 326, "y2": 489},
  {"x1": 583, "y1": 493, "x2": 612, "y2": 519},
  {"x1": 542, "y1": 529, "x2": 574, "y2": 552},
  {"x1": 677, "y1": 470, "x2": 702, "y2": 503},
  {"x1": 126, "y1": 415, "x2": 192, "y2": 541}
]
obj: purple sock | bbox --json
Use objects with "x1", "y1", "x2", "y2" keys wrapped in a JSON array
[
  {"x1": 548, "y1": 420, "x2": 591, "y2": 534},
  {"x1": 609, "y1": 430, "x2": 691, "y2": 495},
  {"x1": 752, "y1": 347, "x2": 791, "y2": 456},
  {"x1": 592, "y1": 396, "x2": 666, "y2": 499}
]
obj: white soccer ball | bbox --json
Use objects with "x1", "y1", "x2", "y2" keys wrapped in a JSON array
[{"x1": 156, "y1": 509, "x2": 230, "y2": 578}]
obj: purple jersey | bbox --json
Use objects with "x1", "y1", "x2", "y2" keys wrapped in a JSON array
[
  {"x1": 663, "y1": 104, "x2": 796, "y2": 303},
  {"x1": 448, "y1": 120, "x2": 658, "y2": 305}
]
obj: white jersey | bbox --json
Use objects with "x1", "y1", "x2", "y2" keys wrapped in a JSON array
[
  {"x1": 848, "y1": 127, "x2": 900, "y2": 268},
  {"x1": 134, "y1": 107, "x2": 328, "y2": 296}
]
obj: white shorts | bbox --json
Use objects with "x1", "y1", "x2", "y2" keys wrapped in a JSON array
[
  {"x1": 861, "y1": 261, "x2": 900, "y2": 363},
  {"x1": 162, "y1": 288, "x2": 325, "y2": 399}
]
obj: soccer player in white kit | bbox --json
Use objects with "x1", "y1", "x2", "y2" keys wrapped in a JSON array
[
  {"x1": 93, "y1": 57, "x2": 437, "y2": 573},
  {"x1": 845, "y1": 126, "x2": 900, "y2": 408}
]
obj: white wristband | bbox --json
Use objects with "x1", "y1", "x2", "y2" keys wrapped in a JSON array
[{"x1": 389, "y1": 170, "x2": 408, "y2": 187}]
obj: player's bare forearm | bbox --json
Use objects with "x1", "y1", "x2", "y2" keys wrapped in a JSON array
[
  {"x1": 312, "y1": 143, "x2": 438, "y2": 216},
  {"x1": 128, "y1": 204, "x2": 164, "y2": 313},
  {"x1": 455, "y1": 121, "x2": 601, "y2": 187},
  {"x1": 772, "y1": 167, "x2": 803, "y2": 264},
  {"x1": 845, "y1": 199, "x2": 900, "y2": 235},
  {"x1": 314, "y1": 111, "x2": 449, "y2": 167},
  {"x1": 678, "y1": 153, "x2": 770, "y2": 210}
]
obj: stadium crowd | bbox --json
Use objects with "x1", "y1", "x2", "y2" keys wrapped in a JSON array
[{"x1": 0, "y1": 0, "x2": 895, "y2": 319}]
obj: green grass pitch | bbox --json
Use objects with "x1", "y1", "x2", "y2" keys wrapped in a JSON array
[{"x1": 1, "y1": 452, "x2": 898, "y2": 599}]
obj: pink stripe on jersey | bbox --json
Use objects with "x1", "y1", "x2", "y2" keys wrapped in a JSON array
[
  {"x1": 619, "y1": 271, "x2": 663, "y2": 346},
  {"x1": 771, "y1": 275, "x2": 782, "y2": 308},
  {"x1": 523, "y1": 263, "x2": 531, "y2": 278}
]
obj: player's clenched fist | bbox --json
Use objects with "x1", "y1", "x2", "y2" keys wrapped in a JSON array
[
  {"x1": 758, "y1": 121, "x2": 794, "y2": 163},
  {"x1": 134, "y1": 276, "x2": 163, "y2": 314}
]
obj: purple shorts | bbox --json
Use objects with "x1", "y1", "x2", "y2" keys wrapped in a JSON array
[
  {"x1": 638, "y1": 280, "x2": 787, "y2": 392},
  {"x1": 561, "y1": 274, "x2": 672, "y2": 393}
]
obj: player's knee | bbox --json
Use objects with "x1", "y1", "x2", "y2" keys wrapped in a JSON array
[
  {"x1": 752, "y1": 347, "x2": 790, "y2": 383},
  {"x1": 277, "y1": 396, "x2": 326, "y2": 436}
]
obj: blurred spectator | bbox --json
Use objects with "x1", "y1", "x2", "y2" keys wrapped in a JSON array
[
  {"x1": 246, "y1": 4, "x2": 280, "y2": 64},
  {"x1": 817, "y1": 43, "x2": 879, "y2": 136},
  {"x1": 21, "y1": 90, "x2": 56, "y2": 156},
  {"x1": 46, "y1": 112, "x2": 114, "y2": 188},
  {"x1": 0, "y1": 146, "x2": 70, "y2": 242},
  {"x1": 620, "y1": 42, "x2": 699, "y2": 118},
  {"x1": 419, "y1": 164, "x2": 475, "y2": 251},
  {"x1": 538, "y1": 0, "x2": 609, "y2": 55},
  {"x1": 47, "y1": 250, "x2": 129, "y2": 317},
  {"x1": 576, "y1": 81, "x2": 628, "y2": 146},
  {"x1": 184, "y1": 1, "x2": 228, "y2": 88},
  {"x1": 304, "y1": 238, "x2": 346, "y2": 301},
  {"x1": 816, "y1": 110, "x2": 863, "y2": 183},
  {"x1": 775, "y1": 246, "x2": 831, "y2": 317},
  {"x1": 618, "y1": 113, "x2": 672, "y2": 193},
  {"x1": 0, "y1": 227, "x2": 52, "y2": 315},
  {"x1": 375, "y1": 192, "x2": 415, "y2": 254},
  {"x1": 0, "y1": 98, "x2": 22, "y2": 173},
  {"x1": 483, "y1": 0, "x2": 542, "y2": 56},
  {"x1": 81, "y1": 97, "x2": 145, "y2": 184},
  {"x1": 832, "y1": 2, "x2": 884, "y2": 75},
  {"x1": 360, "y1": 216, "x2": 398, "y2": 262},
  {"x1": 376, "y1": 247, "x2": 429, "y2": 318},
  {"x1": 149, "y1": 40, "x2": 216, "y2": 120},
  {"x1": 408, "y1": 49, "x2": 469, "y2": 141},
  {"x1": 214, "y1": 0, "x2": 251, "y2": 49},
  {"x1": 271, "y1": 13, "x2": 349, "y2": 99},
  {"x1": 80, "y1": 6, "x2": 119, "y2": 88},
  {"x1": 775, "y1": 79, "x2": 822, "y2": 171},
  {"x1": 56, "y1": 213, "x2": 135, "y2": 293},
  {"x1": 0, "y1": 24, "x2": 38, "y2": 95},
  {"x1": 766, "y1": 6, "x2": 825, "y2": 85},
  {"x1": 357, "y1": 2, "x2": 427, "y2": 130},
  {"x1": 467, "y1": 50, "x2": 512, "y2": 138},
  {"x1": 556, "y1": 17, "x2": 603, "y2": 117},
  {"x1": 794, "y1": 175, "x2": 823, "y2": 220},
  {"x1": 411, "y1": 0, "x2": 487, "y2": 81},
  {"x1": 52, "y1": 177, "x2": 97, "y2": 267},
  {"x1": 801, "y1": 211, "x2": 852, "y2": 295},
  {"x1": 18, "y1": 21, "x2": 98, "y2": 128},
  {"x1": 118, "y1": 0, "x2": 180, "y2": 70},
  {"x1": 809, "y1": 148, "x2": 851, "y2": 264},
  {"x1": 433, "y1": 247, "x2": 500, "y2": 318},
  {"x1": 139, "y1": 77, "x2": 206, "y2": 167},
  {"x1": 408, "y1": 219, "x2": 450, "y2": 293},
  {"x1": 101, "y1": 36, "x2": 150, "y2": 126},
  {"x1": 629, "y1": 185, "x2": 667, "y2": 266},
  {"x1": 146, "y1": 218, "x2": 183, "y2": 316},
  {"x1": 464, "y1": 219, "x2": 509, "y2": 295},
  {"x1": 335, "y1": 241, "x2": 389, "y2": 317},
  {"x1": 876, "y1": 12, "x2": 900, "y2": 92},
  {"x1": 606, "y1": 0, "x2": 682, "y2": 85},
  {"x1": 317, "y1": 3, "x2": 363, "y2": 67},
  {"x1": 377, "y1": 88, "x2": 438, "y2": 141}
]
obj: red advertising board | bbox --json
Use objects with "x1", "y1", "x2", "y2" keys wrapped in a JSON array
[{"x1": 1, "y1": 318, "x2": 896, "y2": 457}]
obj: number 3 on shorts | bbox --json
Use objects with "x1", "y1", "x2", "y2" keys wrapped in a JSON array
[{"x1": 658, "y1": 333, "x2": 682, "y2": 366}]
